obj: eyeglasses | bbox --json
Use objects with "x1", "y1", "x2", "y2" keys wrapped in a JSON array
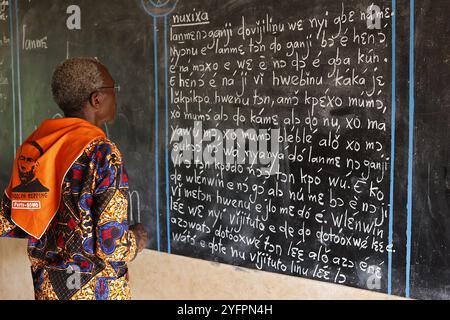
[
  {"x1": 88, "y1": 85, "x2": 120, "y2": 102},
  {"x1": 97, "y1": 85, "x2": 120, "y2": 94}
]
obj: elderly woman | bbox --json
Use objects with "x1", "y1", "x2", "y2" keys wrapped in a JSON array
[{"x1": 0, "y1": 58, "x2": 147, "y2": 300}]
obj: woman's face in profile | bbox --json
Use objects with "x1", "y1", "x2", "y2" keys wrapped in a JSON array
[{"x1": 98, "y1": 69, "x2": 118, "y2": 125}]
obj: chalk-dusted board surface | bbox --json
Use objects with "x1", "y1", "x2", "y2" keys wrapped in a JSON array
[{"x1": 0, "y1": 0, "x2": 448, "y2": 299}]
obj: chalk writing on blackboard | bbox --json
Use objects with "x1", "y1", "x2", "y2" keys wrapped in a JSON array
[{"x1": 167, "y1": 1, "x2": 393, "y2": 291}]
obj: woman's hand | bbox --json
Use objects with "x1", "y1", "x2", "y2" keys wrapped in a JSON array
[{"x1": 130, "y1": 223, "x2": 148, "y2": 253}]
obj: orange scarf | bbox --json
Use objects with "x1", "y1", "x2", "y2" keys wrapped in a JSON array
[{"x1": 5, "y1": 118, "x2": 106, "y2": 239}]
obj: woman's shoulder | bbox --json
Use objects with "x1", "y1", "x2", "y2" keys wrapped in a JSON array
[{"x1": 84, "y1": 137, "x2": 123, "y2": 163}]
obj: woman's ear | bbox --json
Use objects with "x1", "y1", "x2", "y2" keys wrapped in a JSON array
[{"x1": 89, "y1": 91, "x2": 103, "y2": 109}]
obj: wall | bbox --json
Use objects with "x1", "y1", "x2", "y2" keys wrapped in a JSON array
[{"x1": 0, "y1": 238, "x2": 403, "y2": 300}]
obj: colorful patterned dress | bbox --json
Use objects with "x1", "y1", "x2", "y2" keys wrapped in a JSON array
[{"x1": 0, "y1": 138, "x2": 138, "y2": 300}]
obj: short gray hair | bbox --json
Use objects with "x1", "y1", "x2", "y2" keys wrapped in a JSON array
[{"x1": 51, "y1": 57, "x2": 105, "y2": 115}]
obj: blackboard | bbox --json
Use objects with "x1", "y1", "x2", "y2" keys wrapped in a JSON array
[{"x1": 0, "y1": 0, "x2": 448, "y2": 299}]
